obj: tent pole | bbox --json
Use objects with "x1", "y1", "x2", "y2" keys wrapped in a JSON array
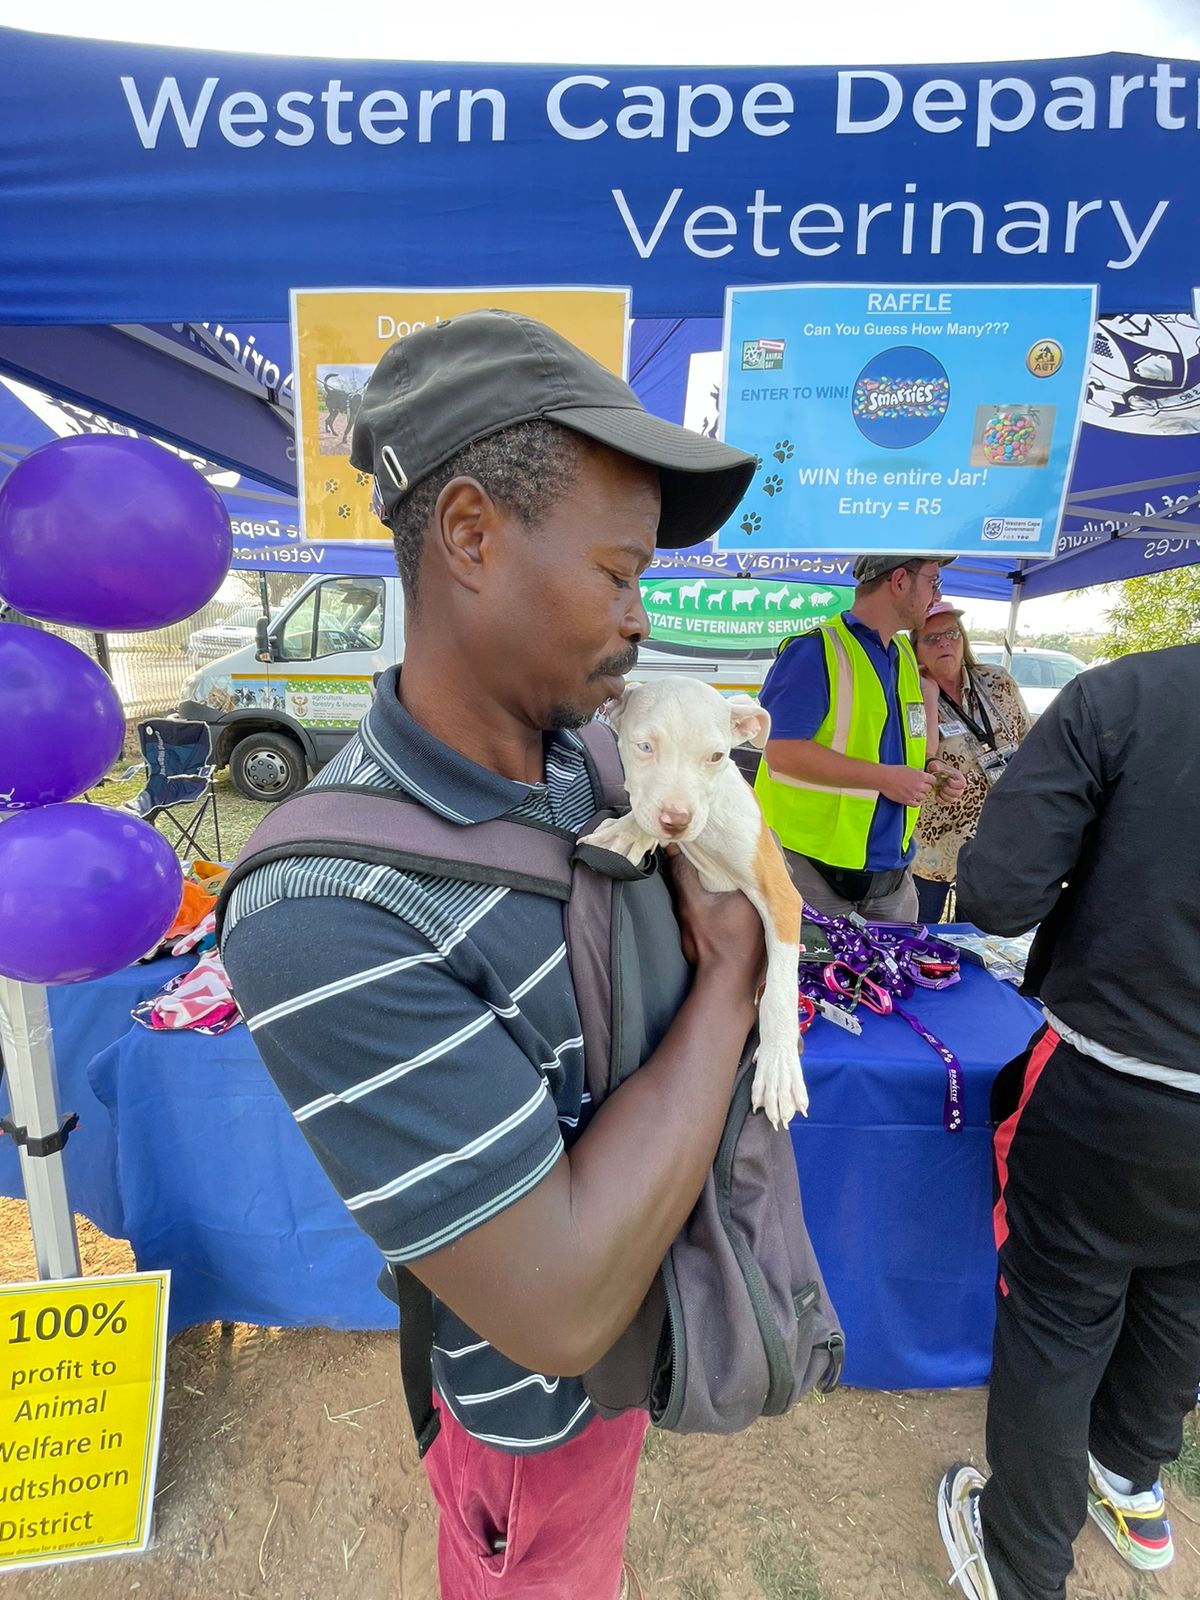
[
  {"x1": 0, "y1": 976, "x2": 82, "y2": 1281},
  {"x1": 1003, "y1": 581, "x2": 1024, "y2": 671}
]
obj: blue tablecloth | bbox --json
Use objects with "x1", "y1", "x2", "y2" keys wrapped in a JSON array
[
  {"x1": 2, "y1": 946, "x2": 1040, "y2": 1383},
  {"x1": 792, "y1": 955, "x2": 1040, "y2": 1388}
]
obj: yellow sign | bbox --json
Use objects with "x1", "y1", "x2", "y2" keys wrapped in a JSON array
[
  {"x1": 290, "y1": 285, "x2": 630, "y2": 544},
  {"x1": 0, "y1": 1272, "x2": 170, "y2": 1572}
]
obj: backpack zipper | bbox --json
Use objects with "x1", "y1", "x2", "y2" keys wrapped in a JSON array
[
  {"x1": 608, "y1": 880, "x2": 625, "y2": 1093},
  {"x1": 651, "y1": 1256, "x2": 687, "y2": 1427}
]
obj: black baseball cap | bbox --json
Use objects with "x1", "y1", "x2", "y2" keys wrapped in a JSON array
[{"x1": 350, "y1": 309, "x2": 756, "y2": 548}]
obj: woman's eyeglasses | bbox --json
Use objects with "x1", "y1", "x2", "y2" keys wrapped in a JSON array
[{"x1": 919, "y1": 626, "x2": 962, "y2": 646}]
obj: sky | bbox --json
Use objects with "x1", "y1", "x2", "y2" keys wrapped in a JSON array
[
  {"x1": 954, "y1": 588, "x2": 1106, "y2": 643},
  {"x1": 0, "y1": 0, "x2": 1197, "y2": 65},
  {"x1": 3, "y1": 0, "x2": 1196, "y2": 638}
]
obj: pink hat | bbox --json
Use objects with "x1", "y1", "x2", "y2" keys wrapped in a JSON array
[{"x1": 924, "y1": 598, "x2": 963, "y2": 622}]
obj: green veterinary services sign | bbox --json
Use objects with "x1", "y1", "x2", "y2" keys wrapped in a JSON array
[{"x1": 639, "y1": 578, "x2": 851, "y2": 653}]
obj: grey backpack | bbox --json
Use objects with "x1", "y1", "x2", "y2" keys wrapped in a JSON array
[{"x1": 216, "y1": 721, "x2": 842, "y2": 1451}]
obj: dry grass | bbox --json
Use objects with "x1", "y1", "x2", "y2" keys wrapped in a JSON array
[
  {"x1": 1165, "y1": 1410, "x2": 1200, "y2": 1499},
  {"x1": 745, "y1": 1506, "x2": 827, "y2": 1600},
  {"x1": 0, "y1": 1200, "x2": 135, "y2": 1284}
]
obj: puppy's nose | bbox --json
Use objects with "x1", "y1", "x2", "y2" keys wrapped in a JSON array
[{"x1": 658, "y1": 807, "x2": 692, "y2": 838}]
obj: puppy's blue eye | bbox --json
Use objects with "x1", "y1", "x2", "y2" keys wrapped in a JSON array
[{"x1": 635, "y1": 741, "x2": 653, "y2": 754}]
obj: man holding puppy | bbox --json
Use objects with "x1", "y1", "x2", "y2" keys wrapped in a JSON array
[
  {"x1": 220, "y1": 311, "x2": 766, "y2": 1599},
  {"x1": 755, "y1": 552, "x2": 967, "y2": 920}
]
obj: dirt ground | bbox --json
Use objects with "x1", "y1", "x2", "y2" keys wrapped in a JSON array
[{"x1": 3, "y1": 1205, "x2": 1198, "y2": 1600}]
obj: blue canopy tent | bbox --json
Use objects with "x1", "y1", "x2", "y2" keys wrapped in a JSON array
[{"x1": 2, "y1": 27, "x2": 1200, "y2": 606}]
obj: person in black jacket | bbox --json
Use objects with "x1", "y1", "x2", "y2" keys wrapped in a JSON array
[{"x1": 935, "y1": 643, "x2": 1200, "y2": 1600}]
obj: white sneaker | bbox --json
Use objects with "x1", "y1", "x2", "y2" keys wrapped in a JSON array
[
  {"x1": 1086, "y1": 1452, "x2": 1174, "y2": 1571},
  {"x1": 937, "y1": 1462, "x2": 999, "y2": 1600}
]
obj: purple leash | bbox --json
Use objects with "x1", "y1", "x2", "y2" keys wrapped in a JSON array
[{"x1": 799, "y1": 905, "x2": 965, "y2": 1133}]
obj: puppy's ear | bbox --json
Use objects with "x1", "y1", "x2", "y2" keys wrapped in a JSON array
[
  {"x1": 728, "y1": 693, "x2": 771, "y2": 749},
  {"x1": 600, "y1": 686, "x2": 634, "y2": 732}
]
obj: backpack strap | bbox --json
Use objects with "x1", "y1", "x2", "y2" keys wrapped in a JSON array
[
  {"x1": 392, "y1": 1264, "x2": 441, "y2": 1458},
  {"x1": 574, "y1": 721, "x2": 628, "y2": 814},
  {"x1": 214, "y1": 785, "x2": 575, "y2": 945}
]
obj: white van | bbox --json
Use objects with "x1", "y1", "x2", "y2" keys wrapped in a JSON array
[
  {"x1": 971, "y1": 644, "x2": 1089, "y2": 719},
  {"x1": 178, "y1": 571, "x2": 810, "y2": 801}
]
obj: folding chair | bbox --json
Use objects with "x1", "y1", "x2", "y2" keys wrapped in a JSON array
[{"x1": 124, "y1": 719, "x2": 222, "y2": 862}]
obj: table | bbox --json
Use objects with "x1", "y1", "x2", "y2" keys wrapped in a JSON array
[
  {"x1": 791, "y1": 954, "x2": 1039, "y2": 1388},
  {"x1": 1, "y1": 959, "x2": 389, "y2": 1338},
  {"x1": 1, "y1": 948, "x2": 1040, "y2": 1384}
]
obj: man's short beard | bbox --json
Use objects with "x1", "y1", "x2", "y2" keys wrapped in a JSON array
[{"x1": 548, "y1": 703, "x2": 596, "y2": 731}]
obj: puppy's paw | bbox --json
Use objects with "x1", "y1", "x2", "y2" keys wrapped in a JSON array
[
  {"x1": 579, "y1": 814, "x2": 656, "y2": 866},
  {"x1": 751, "y1": 1042, "x2": 810, "y2": 1129}
]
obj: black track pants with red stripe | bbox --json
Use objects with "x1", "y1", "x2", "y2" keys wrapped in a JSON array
[{"x1": 978, "y1": 1026, "x2": 1200, "y2": 1600}]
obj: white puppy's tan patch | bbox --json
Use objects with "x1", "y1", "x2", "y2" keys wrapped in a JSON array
[{"x1": 581, "y1": 677, "x2": 808, "y2": 1128}]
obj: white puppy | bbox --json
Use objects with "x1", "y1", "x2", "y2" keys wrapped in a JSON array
[{"x1": 582, "y1": 676, "x2": 808, "y2": 1128}]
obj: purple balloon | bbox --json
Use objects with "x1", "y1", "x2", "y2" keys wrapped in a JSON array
[
  {"x1": 0, "y1": 805, "x2": 183, "y2": 985},
  {"x1": 0, "y1": 624, "x2": 125, "y2": 808},
  {"x1": 0, "y1": 435, "x2": 232, "y2": 630}
]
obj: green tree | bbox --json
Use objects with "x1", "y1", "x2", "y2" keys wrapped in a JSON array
[
  {"x1": 1103, "y1": 568, "x2": 1200, "y2": 659},
  {"x1": 1029, "y1": 631, "x2": 1072, "y2": 654}
]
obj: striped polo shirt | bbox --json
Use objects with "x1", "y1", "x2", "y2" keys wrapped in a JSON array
[{"x1": 220, "y1": 666, "x2": 606, "y2": 1453}]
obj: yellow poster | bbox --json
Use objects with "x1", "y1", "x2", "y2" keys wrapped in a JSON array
[
  {"x1": 0, "y1": 1272, "x2": 170, "y2": 1573},
  {"x1": 290, "y1": 286, "x2": 630, "y2": 544}
]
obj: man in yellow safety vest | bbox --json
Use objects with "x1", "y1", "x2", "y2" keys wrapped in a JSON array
[{"x1": 755, "y1": 553, "x2": 967, "y2": 920}]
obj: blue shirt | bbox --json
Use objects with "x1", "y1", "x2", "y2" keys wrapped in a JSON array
[
  {"x1": 221, "y1": 668, "x2": 605, "y2": 1453},
  {"x1": 758, "y1": 611, "x2": 914, "y2": 872}
]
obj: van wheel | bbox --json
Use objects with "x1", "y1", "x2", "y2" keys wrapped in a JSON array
[{"x1": 229, "y1": 731, "x2": 308, "y2": 803}]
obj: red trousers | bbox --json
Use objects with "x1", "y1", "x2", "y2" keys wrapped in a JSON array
[{"x1": 422, "y1": 1395, "x2": 648, "y2": 1599}]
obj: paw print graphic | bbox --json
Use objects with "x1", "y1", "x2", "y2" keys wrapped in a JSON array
[
  {"x1": 773, "y1": 439, "x2": 795, "y2": 463},
  {"x1": 324, "y1": 478, "x2": 339, "y2": 493},
  {"x1": 762, "y1": 474, "x2": 784, "y2": 498},
  {"x1": 354, "y1": 471, "x2": 370, "y2": 487},
  {"x1": 754, "y1": 454, "x2": 764, "y2": 471},
  {"x1": 740, "y1": 511, "x2": 762, "y2": 536},
  {"x1": 337, "y1": 504, "x2": 351, "y2": 519}
]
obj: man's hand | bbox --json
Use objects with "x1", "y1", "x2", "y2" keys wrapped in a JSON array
[
  {"x1": 667, "y1": 851, "x2": 765, "y2": 995},
  {"x1": 878, "y1": 765, "x2": 935, "y2": 807},
  {"x1": 927, "y1": 760, "x2": 967, "y2": 802}
]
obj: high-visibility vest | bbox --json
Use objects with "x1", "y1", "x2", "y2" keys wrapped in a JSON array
[{"x1": 754, "y1": 616, "x2": 926, "y2": 870}]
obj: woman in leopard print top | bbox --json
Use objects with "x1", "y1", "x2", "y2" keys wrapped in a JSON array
[{"x1": 909, "y1": 601, "x2": 1032, "y2": 923}]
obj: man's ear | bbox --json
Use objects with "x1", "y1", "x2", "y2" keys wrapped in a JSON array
[
  {"x1": 434, "y1": 476, "x2": 493, "y2": 593},
  {"x1": 728, "y1": 693, "x2": 771, "y2": 749},
  {"x1": 602, "y1": 686, "x2": 634, "y2": 732}
]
